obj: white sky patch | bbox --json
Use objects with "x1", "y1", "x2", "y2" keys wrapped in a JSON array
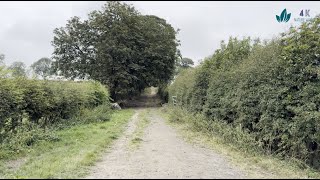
[{"x1": 0, "y1": 1, "x2": 319, "y2": 67}]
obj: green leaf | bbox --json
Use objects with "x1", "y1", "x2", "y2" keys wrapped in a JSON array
[
  {"x1": 280, "y1": 9, "x2": 287, "y2": 22},
  {"x1": 276, "y1": 15, "x2": 281, "y2": 22},
  {"x1": 286, "y1": 13, "x2": 291, "y2": 22}
]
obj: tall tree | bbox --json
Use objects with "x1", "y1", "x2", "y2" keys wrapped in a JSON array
[
  {"x1": 180, "y1": 57, "x2": 194, "y2": 68},
  {"x1": 174, "y1": 57, "x2": 194, "y2": 75},
  {"x1": 31, "y1": 57, "x2": 53, "y2": 79},
  {"x1": 8, "y1": 61, "x2": 26, "y2": 77},
  {"x1": 0, "y1": 54, "x2": 8, "y2": 78},
  {"x1": 0, "y1": 54, "x2": 4, "y2": 65},
  {"x1": 52, "y1": 2, "x2": 180, "y2": 100}
]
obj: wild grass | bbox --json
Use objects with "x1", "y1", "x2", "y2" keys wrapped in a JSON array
[
  {"x1": 130, "y1": 109, "x2": 150, "y2": 149},
  {"x1": 0, "y1": 109, "x2": 134, "y2": 179},
  {"x1": 158, "y1": 106, "x2": 320, "y2": 179}
]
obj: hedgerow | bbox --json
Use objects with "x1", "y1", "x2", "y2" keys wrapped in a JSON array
[
  {"x1": 168, "y1": 16, "x2": 320, "y2": 169},
  {"x1": 0, "y1": 77, "x2": 110, "y2": 144}
]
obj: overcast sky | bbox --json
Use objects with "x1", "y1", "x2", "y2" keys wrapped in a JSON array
[{"x1": 0, "y1": 1, "x2": 319, "y2": 67}]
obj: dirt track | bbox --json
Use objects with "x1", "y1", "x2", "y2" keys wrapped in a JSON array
[{"x1": 85, "y1": 108, "x2": 247, "y2": 179}]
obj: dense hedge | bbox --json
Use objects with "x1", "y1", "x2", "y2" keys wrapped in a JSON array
[
  {"x1": 168, "y1": 16, "x2": 320, "y2": 168},
  {"x1": 0, "y1": 78, "x2": 110, "y2": 143}
]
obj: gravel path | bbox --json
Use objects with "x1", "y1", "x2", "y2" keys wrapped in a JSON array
[{"x1": 85, "y1": 108, "x2": 247, "y2": 179}]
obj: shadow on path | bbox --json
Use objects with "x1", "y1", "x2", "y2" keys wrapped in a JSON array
[{"x1": 121, "y1": 87, "x2": 163, "y2": 108}]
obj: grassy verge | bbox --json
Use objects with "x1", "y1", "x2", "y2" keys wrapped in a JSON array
[
  {"x1": 158, "y1": 106, "x2": 320, "y2": 179},
  {"x1": 0, "y1": 109, "x2": 134, "y2": 179},
  {"x1": 130, "y1": 109, "x2": 150, "y2": 149}
]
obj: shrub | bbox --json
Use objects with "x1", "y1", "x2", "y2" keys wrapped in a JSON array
[
  {"x1": 168, "y1": 16, "x2": 320, "y2": 169},
  {"x1": 0, "y1": 123, "x2": 59, "y2": 159},
  {"x1": 0, "y1": 78, "x2": 25, "y2": 142},
  {"x1": 168, "y1": 68, "x2": 196, "y2": 109},
  {"x1": 0, "y1": 79, "x2": 111, "y2": 143}
]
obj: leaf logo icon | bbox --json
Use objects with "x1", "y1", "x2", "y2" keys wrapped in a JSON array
[
  {"x1": 276, "y1": 9, "x2": 291, "y2": 23},
  {"x1": 285, "y1": 13, "x2": 291, "y2": 22},
  {"x1": 280, "y1": 9, "x2": 287, "y2": 22}
]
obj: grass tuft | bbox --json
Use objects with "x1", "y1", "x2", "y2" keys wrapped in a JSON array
[
  {"x1": 129, "y1": 109, "x2": 150, "y2": 149},
  {"x1": 158, "y1": 106, "x2": 320, "y2": 179}
]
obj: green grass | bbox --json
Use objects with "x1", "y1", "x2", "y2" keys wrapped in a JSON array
[
  {"x1": 130, "y1": 109, "x2": 150, "y2": 149},
  {"x1": 158, "y1": 106, "x2": 320, "y2": 179},
  {"x1": 0, "y1": 109, "x2": 134, "y2": 179}
]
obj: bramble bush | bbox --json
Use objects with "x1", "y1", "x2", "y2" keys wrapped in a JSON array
[{"x1": 168, "y1": 16, "x2": 320, "y2": 169}]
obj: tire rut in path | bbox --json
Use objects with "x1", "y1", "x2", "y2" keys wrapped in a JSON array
[{"x1": 84, "y1": 108, "x2": 247, "y2": 179}]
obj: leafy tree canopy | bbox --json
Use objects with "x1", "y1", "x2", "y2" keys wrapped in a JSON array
[
  {"x1": 31, "y1": 57, "x2": 53, "y2": 79},
  {"x1": 0, "y1": 54, "x2": 4, "y2": 66},
  {"x1": 180, "y1": 57, "x2": 194, "y2": 68},
  {"x1": 52, "y1": 1, "x2": 180, "y2": 100},
  {"x1": 8, "y1": 61, "x2": 26, "y2": 77}
]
